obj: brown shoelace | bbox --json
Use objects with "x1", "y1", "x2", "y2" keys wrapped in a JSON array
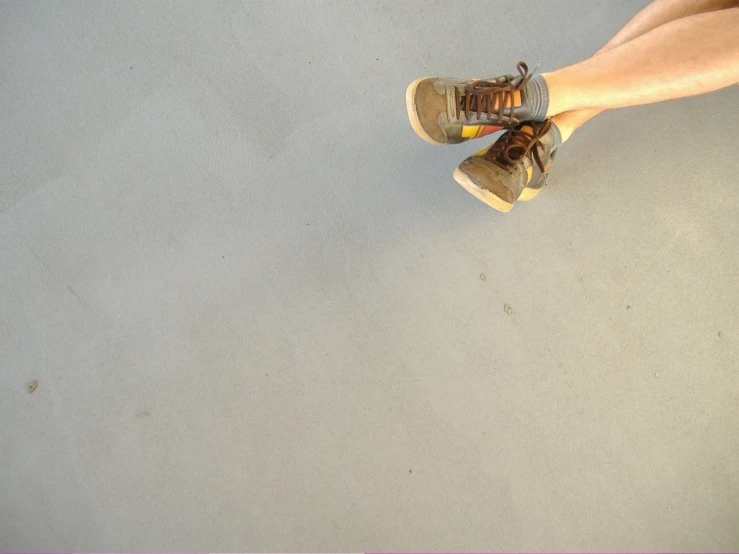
[
  {"x1": 484, "y1": 119, "x2": 552, "y2": 173},
  {"x1": 454, "y1": 61, "x2": 533, "y2": 125}
]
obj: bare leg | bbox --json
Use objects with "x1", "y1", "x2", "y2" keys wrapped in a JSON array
[
  {"x1": 551, "y1": 0, "x2": 739, "y2": 142},
  {"x1": 543, "y1": 8, "x2": 739, "y2": 121}
]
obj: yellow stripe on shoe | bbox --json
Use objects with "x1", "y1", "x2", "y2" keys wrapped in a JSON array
[{"x1": 461, "y1": 124, "x2": 503, "y2": 139}]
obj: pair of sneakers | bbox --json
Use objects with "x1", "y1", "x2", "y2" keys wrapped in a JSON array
[{"x1": 406, "y1": 62, "x2": 557, "y2": 213}]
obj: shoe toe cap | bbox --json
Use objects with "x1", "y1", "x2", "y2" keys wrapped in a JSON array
[
  {"x1": 407, "y1": 77, "x2": 450, "y2": 144},
  {"x1": 457, "y1": 158, "x2": 516, "y2": 205}
]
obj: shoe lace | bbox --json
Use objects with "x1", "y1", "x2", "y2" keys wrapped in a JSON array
[
  {"x1": 454, "y1": 61, "x2": 533, "y2": 125},
  {"x1": 484, "y1": 119, "x2": 552, "y2": 174}
]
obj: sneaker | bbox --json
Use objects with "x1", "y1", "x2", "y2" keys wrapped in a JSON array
[
  {"x1": 452, "y1": 120, "x2": 557, "y2": 212},
  {"x1": 406, "y1": 62, "x2": 537, "y2": 145}
]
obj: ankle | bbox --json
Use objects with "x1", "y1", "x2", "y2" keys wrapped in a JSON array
[
  {"x1": 539, "y1": 71, "x2": 578, "y2": 117},
  {"x1": 550, "y1": 108, "x2": 603, "y2": 142}
]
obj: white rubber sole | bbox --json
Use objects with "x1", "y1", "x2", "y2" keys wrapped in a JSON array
[
  {"x1": 453, "y1": 168, "x2": 513, "y2": 213},
  {"x1": 518, "y1": 186, "x2": 542, "y2": 202},
  {"x1": 406, "y1": 77, "x2": 445, "y2": 145}
]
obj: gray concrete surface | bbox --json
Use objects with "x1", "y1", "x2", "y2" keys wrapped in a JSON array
[{"x1": 1, "y1": 0, "x2": 738, "y2": 551}]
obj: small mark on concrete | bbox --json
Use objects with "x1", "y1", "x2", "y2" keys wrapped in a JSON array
[
  {"x1": 718, "y1": 331, "x2": 723, "y2": 338},
  {"x1": 29, "y1": 247, "x2": 52, "y2": 272},
  {"x1": 626, "y1": 305, "x2": 632, "y2": 310},
  {"x1": 504, "y1": 303, "x2": 513, "y2": 315},
  {"x1": 27, "y1": 380, "x2": 38, "y2": 393},
  {"x1": 136, "y1": 410, "x2": 150, "y2": 419},
  {"x1": 479, "y1": 272, "x2": 486, "y2": 281},
  {"x1": 167, "y1": 236, "x2": 182, "y2": 250},
  {"x1": 654, "y1": 372, "x2": 661, "y2": 378},
  {"x1": 409, "y1": 469, "x2": 412, "y2": 474},
  {"x1": 66, "y1": 285, "x2": 93, "y2": 312},
  {"x1": 252, "y1": 395, "x2": 257, "y2": 400}
]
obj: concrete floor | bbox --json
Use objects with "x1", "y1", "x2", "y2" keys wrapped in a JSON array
[{"x1": 1, "y1": 0, "x2": 738, "y2": 551}]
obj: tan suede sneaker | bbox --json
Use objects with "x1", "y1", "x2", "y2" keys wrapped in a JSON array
[
  {"x1": 452, "y1": 120, "x2": 557, "y2": 212},
  {"x1": 406, "y1": 62, "x2": 537, "y2": 145}
]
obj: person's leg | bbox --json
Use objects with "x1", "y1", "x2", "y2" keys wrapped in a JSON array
[
  {"x1": 542, "y1": 8, "x2": 739, "y2": 119},
  {"x1": 407, "y1": 0, "x2": 738, "y2": 147},
  {"x1": 552, "y1": 0, "x2": 739, "y2": 142},
  {"x1": 451, "y1": 0, "x2": 739, "y2": 212}
]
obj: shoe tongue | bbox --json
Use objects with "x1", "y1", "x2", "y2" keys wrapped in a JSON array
[
  {"x1": 465, "y1": 95, "x2": 482, "y2": 115},
  {"x1": 518, "y1": 124, "x2": 554, "y2": 146},
  {"x1": 507, "y1": 146, "x2": 525, "y2": 160}
]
